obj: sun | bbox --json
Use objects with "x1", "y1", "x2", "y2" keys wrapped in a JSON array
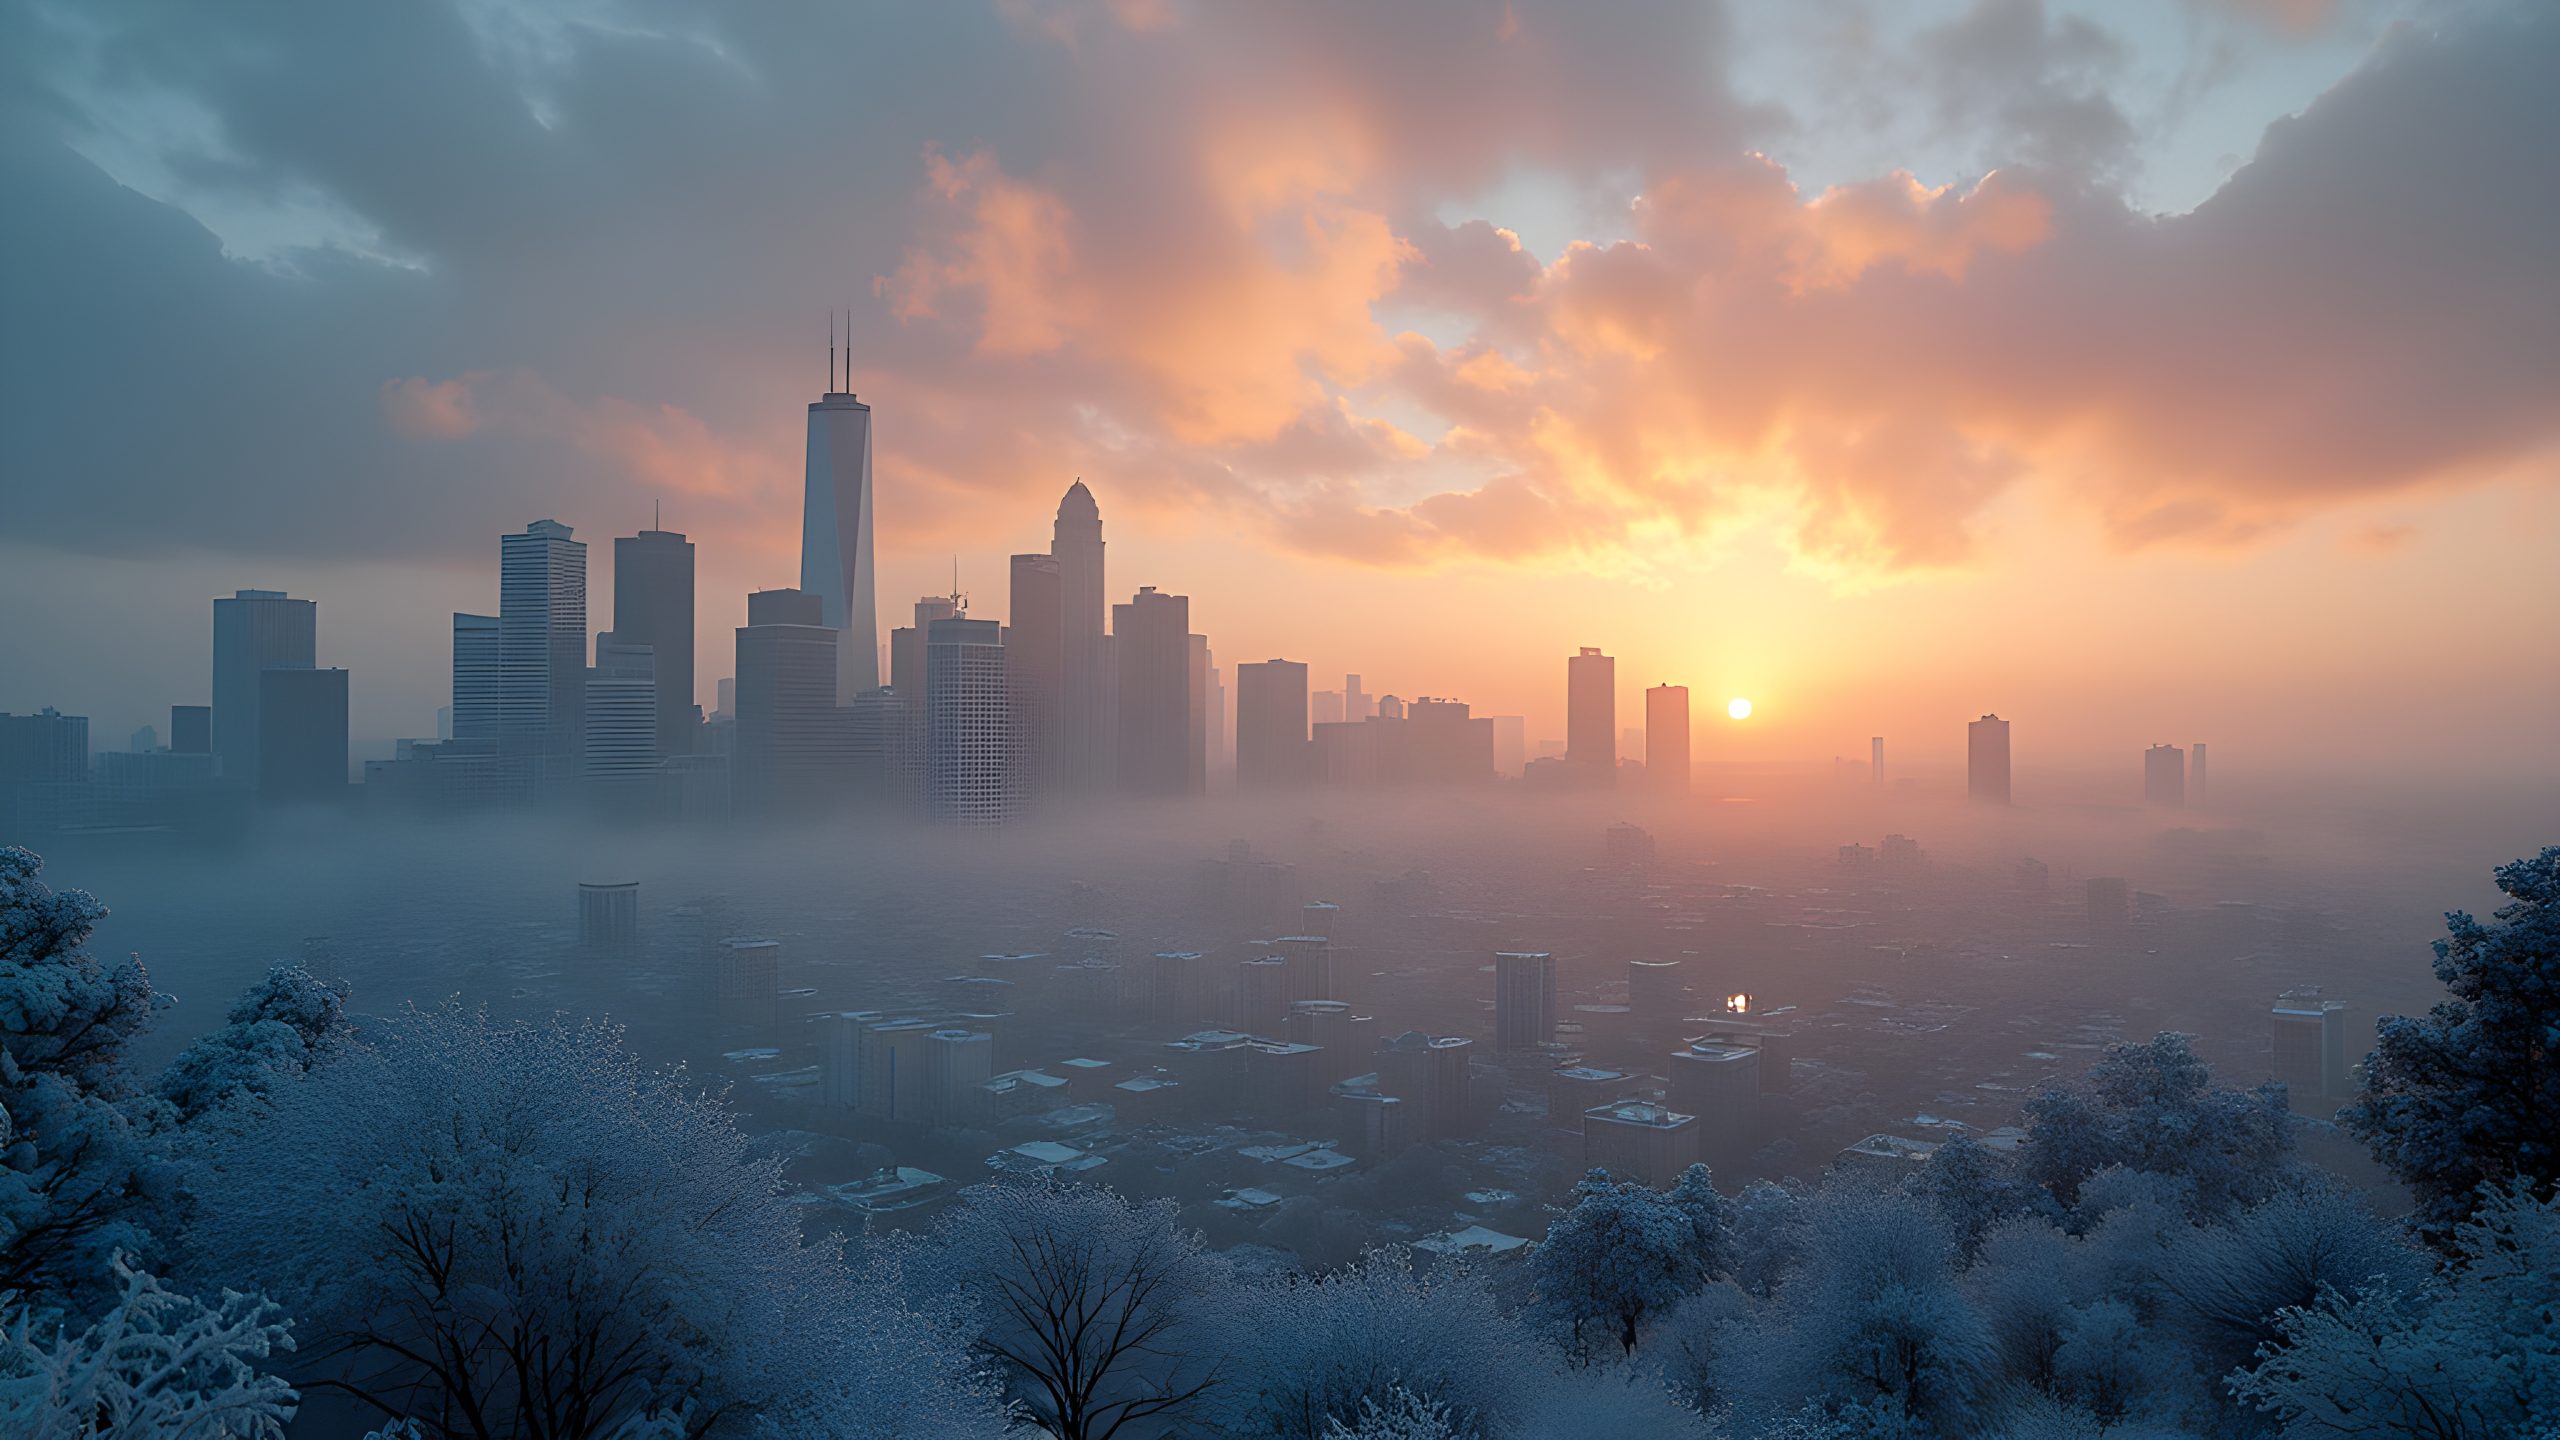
[{"x1": 1727, "y1": 697, "x2": 1753, "y2": 720}]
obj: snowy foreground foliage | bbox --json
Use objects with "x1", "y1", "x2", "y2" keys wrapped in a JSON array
[{"x1": 2, "y1": 841, "x2": 2557, "y2": 1438}]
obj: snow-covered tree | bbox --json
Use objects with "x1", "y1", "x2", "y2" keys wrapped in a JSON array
[
  {"x1": 1726, "y1": 1178, "x2": 1809, "y2": 1299},
  {"x1": 906, "y1": 1181, "x2": 1226, "y2": 1440},
  {"x1": 2231, "y1": 1179, "x2": 2560, "y2": 1438},
  {"x1": 1322, "y1": 1388, "x2": 1463, "y2": 1440},
  {"x1": 1718, "y1": 1186, "x2": 1996, "y2": 1435},
  {"x1": 2022, "y1": 1032, "x2": 2293, "y2": 1220},
  {"x1": 2153, "y1": 1179, "x2": 2423, "y2": 1377},
  {"x1": 0, "y1": 1250, "x2": 295, "y2": 1439},
  {"x1": 154, "y1": 965, "x2": 350, "y2": 1121},
  {"x1": 2342, "y1": 845, "x2": 2560, "y2": 1250},
  {"x1": 1531, "y1": 1169, "x2": 1719, "y2": 1360},
  {"x1": 0, "y1": 847, "x2": 171, "y2": 1319},
  {"x1": 1907, "y1": 1134, "x2": 2037, "y2": 1261},
  {"x1": 177, "y1": 1004, "x2": 922, "y2": 1439},
  {"x1": 1210, "y1": 1247, "x2": 1540, "y2": 1439}
]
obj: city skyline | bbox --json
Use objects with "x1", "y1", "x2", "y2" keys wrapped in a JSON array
[{"x1": 3, "y1": 4, "x2": 2555, "y2": 776}]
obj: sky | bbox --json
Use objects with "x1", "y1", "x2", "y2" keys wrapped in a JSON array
[{"x1": 1, "y1": 0, "x2": 2554, "y2": 776}]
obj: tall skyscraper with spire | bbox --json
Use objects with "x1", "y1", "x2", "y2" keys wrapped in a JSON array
[
  {"x1": 1052, "y1": 481, "x2": 1112, "y2": 792},
  {"x1": 803, "y1": 331, "x2": 878, "y2": 699}
]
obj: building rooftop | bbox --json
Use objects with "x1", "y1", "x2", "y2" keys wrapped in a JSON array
[{"x1": 1587, "y1": 1100, "x2": 1695, "y2": 1130}]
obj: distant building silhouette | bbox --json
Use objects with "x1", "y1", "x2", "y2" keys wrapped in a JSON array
[
  {"x1": 1495, "y1": 950, "x2": 1557, "y2": 1050},
  {"x1": 612, "y1": 527, "x2": 696, "y2": 757},
  {"x1": 2144, "y1": 743, "x2": 2186, "y2": 807},
  {"x1": 2087, "y1": 876, "x2": 2130, "y2": 928},
  {"x1": 169, "y1": 705, "x2": 211, "y2": 756},
  {"x1": 803, "y1": 385, "x2": 878, "y2": 697},
  {"x1": 212, "y1": 588, "x2": 315, "y2": 786},
  {"x1": 256, "y1": 668, "x2": 347, "y2": 801},
  {"x1": 734, "y1": 588, "x2": 839, "y2": 816},
  {"x1": 1646, "y1": 684, "x2": 1689, "y2": 795},
  {"x1": 1345, "y1": 674, "x2": 1370, "y2": 721},
  {"x1": 1870, "y1": 736, "x2": 1883, "y2": 786},
  {"x1": 1968, "y1": 713, "x2": 2011, "y2": 804},
  {"x1": 450, "y1": 612, "x2": 500, "y2": 750},
  {"x1": 582, "y1": 634, "x2": 660, "y2": 807},
  {"x1": 1052, "y1": 482, "x2": 1113, "y2": 793},
  {"x1": 1313, "y1": 690, "x2": 1345, "y2": 726},
  {"x1": 578, "y1": 880, "x2": 640, "y2": 956},
  {"x1": 498, "y1": 521, "x2": 587, "y2": 770},
  {"x1": 1237, "y1": 659, "x2": 1311, "y2": 787},
  {"x1": 1113, "y1": 586, "x2": 1191, "y2": 797},
  {"x1": 2192, "y1": 742, "x2": 2210, "y2": 803},
  {"x1": 926, "y1": 615, "x2": 1012, "y2": 826},
  {"x1": 1567, "y1": 648, "x2": 1615, "y2": 787},
  {"x1": 1007, "y1": 553, "x2": 1063, "y2": 805}
]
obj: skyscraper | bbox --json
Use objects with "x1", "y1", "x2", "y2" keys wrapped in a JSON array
[
  {"x1": 2192, "y1": 742, "x2": 2209, "y2": 802},
  {"x1": 802, "y1": 388, "x2": 878, "y2": 699},
  {"x1": 255, "y1": 667, "x2": 347, "y2": 801},
  {"x1": 1187, "y1": 633, "x2": 1212, "y2": 796},
  {"x1": 926, "y1": 615, "x2": 1012, "y2": 826},
  {"x1": 734, "y1": 588, "x2": 840, "y2": 816},
  {"x1": 499, "y1": 520, "x2": 587, "y2": 767},
  {"x1": 170, "y1": 705, "x2": 211, "y2": 756},
  {"x1": 1495, "y1": 950, "x2": 1558, "y2": 1050},
  {"x1": 613, "y1": 527, "x2": 695, "y2": 757},
  {"x1": 1646, "y1": 684, "x2": 1689, "y2": 794},
  {"x1": 1567, "y1": 647, "x2": 1615, "y2": 787},
  {"x1": 2144, "y1": 743, "x2": 2186, "y2": 806},
  {"x1": 211, "y1": 588, "x2": 315, "y2": 785},
  {"x1": 1008, "y1": 552, "x2": 1063, "y2": 803},
  {"x1": 1346, "y1": 674, "x2": 1369, "y2": 722},
  {"x1": 450, "y1": 613, "x2": 500, "y2": 750},
  {"x1": 583, "y1": 634, "x2": 660, "y2": 802},
  {"x1": 1968, "y1": 713, "x2": 2011, "y2": 804},
  {"x1": 1870, "y1": 736, "x2": 1884, "y2": 786},
  {"x1": 1051, "y1": 481, "x2": 1112, "y2": 792},
  {"x1": 1236, "y1": 659, "x2": 1310, "y2": 787},
  {"x1": 1113, "y1": 586, "x2": 1191, "y2": 797}
]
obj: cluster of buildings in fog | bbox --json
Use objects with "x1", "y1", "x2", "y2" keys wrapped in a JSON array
[{"x1": 5, "y1": 368, "x2": 2212, "y2": 836}]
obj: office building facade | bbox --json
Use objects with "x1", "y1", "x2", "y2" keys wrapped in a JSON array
[
  {"x1": 1567, "y1": 648, "x2": 1614, "y2": 786},
  {"x1": 613, "y1": 528, "x2": 696, "y2": 756},
  {"x1": 1968, "y1": 713, "x2": 2011, "y2": 804},
  {"x1": 803, "y1": 389, "x2": 879, "y2": 698},
  {"x1": 212, "y1": 588, "x2": 316, "y2": 785}
]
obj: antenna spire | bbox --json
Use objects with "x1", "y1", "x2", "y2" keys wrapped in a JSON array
[{"x1": 828, "y1": 311, "x2": 837, "y2": 394}]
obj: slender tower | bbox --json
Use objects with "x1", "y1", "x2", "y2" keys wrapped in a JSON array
[
  {"x1": 1052, "y1": 481, "x2": 1110, "y2": 791},
  {"x1": 803, "y1": 318, "x2": 879, "y2": 697}
]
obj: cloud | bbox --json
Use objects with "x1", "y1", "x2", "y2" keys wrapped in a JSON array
[{"x1": 0, "y1": 0, "x2": 2552, "y2": 596}]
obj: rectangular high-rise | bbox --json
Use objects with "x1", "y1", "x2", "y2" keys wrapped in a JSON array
[
  {"x1": 256, "y1": 667, "x2": 347, "y2": 801},
  {"x1": 1114, "y1": 586, "x2": 1191, "y2": 797},
  {"x1": 2192, "y1": 743, "x2": 2209, "y2": 802},
  {"x1": 1008, "y1": 553, "x2": 1063, "y2": 803},
  {"x1": 927, "y1": 615, "x2": 1012, "y2": 826},
  {"x1": 212, "y1": 589, "x2": 315, "y2": 785},
  {"x1": 734, "y1": 588, "x2": 840, "y2": 816},
  {"x1": 2271, "y1": 987, "x2": 2351, "y2": 1107},
  {"x1": 1870, "y1": 736, "x2": 1884, "y2": 786},
  {"x1": 1646, "y1": 684, "x2": 1689, "y2": 794},
  {"x1": 499, "y1": 521, "x2": 587, "y2": 766},
  {"x1": 613, "y1": 528, "x2": 695, "y2": 757},
  {"x1": 450, "y1": 613, "x2": 500, "y2": 750},
  {"x1": 802, "y1": 390, "x2": 878, "y2": 699},
  {"x1": 169, "y1": 705, "x2": 211, "y2": 756},
  {"x1": 1968, "y1": 714, "x2": 2011, "y2": 804},
  {"x1": 1567, "y1": 648, "x2": 1614, "y2": 787},
  {"x1": 1188, "y1": 633, "x2": 1212, "y2": 796},
  {"x1": 583, "y1": 634, "x2": 661, "y2": 799},
  {"x1": 1495, "y1": 950, "x2": 1557, "y2": 1050},
  {"x1": 2143, "y1": 744, "x2": 2185, "y2": 807},
  {"x1": 1236, "y1": 659, "x2": 1310, "y2": 787}
]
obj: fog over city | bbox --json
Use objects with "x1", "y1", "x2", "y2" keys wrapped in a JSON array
[{"x1": 4, "y1": 2, "x2": 2557, "y2": 1438}]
